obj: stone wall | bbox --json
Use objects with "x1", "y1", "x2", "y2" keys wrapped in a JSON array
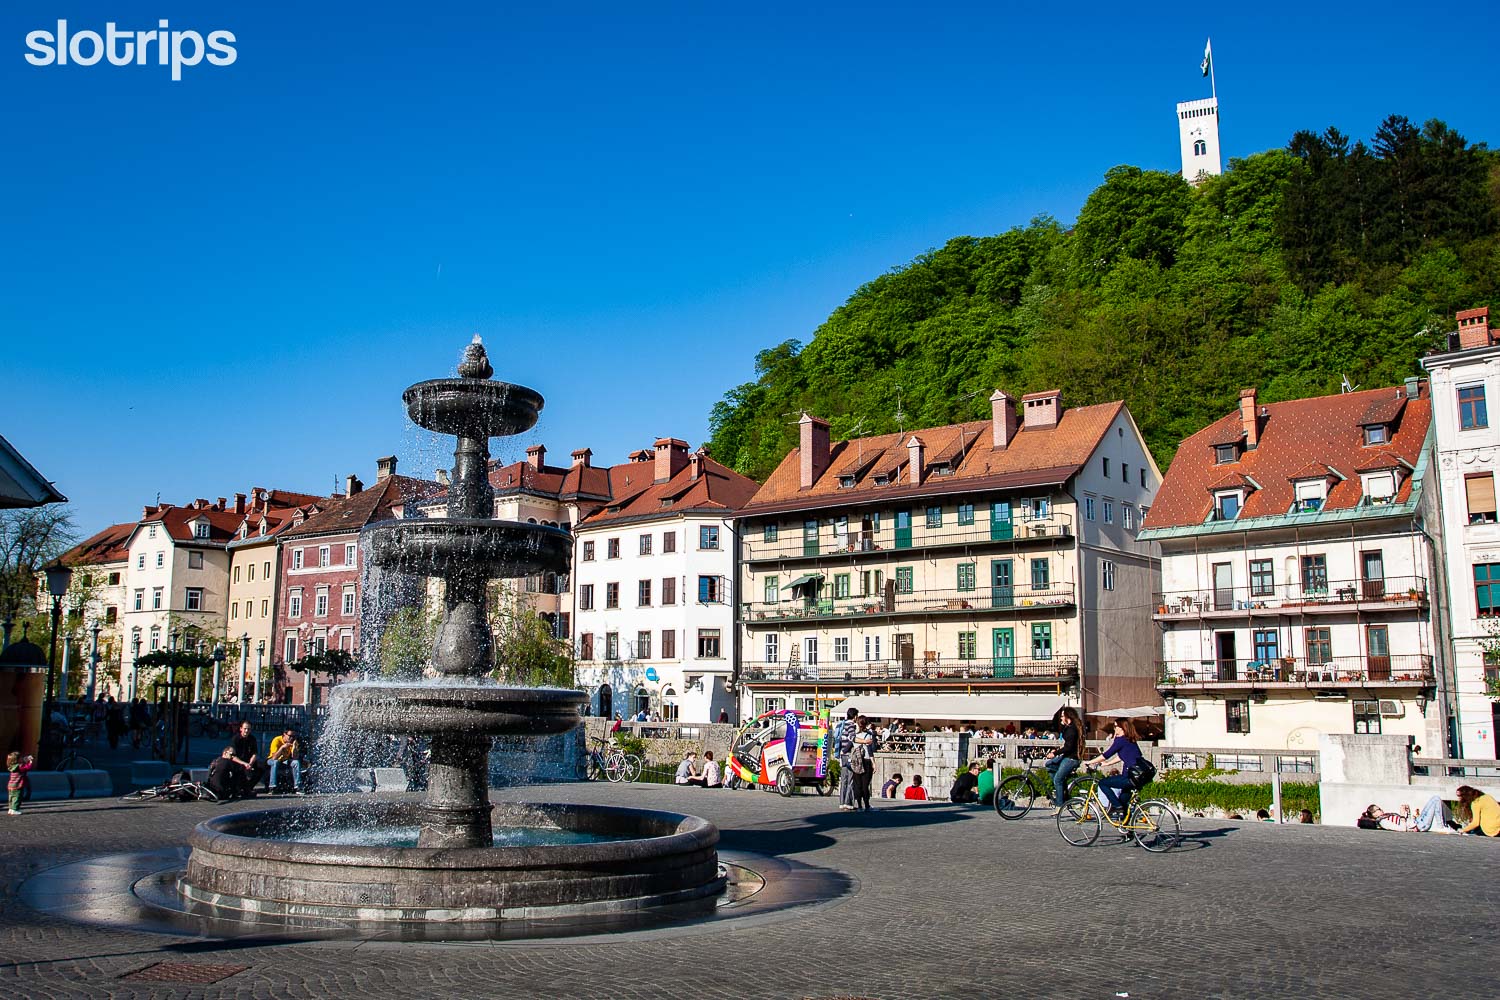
[{"x1": 583, "y1": 718, "x2": 736, "y2": 764}]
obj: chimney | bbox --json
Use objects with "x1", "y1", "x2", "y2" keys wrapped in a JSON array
[
  {"x1": 571, "y1": 448, "x2": 592, "y2": 468},
  {"x1": 690, "y1": 449, "x2": 705, "y2": 482},
  {"x1": 233, "y1": 493, "x2": 246, "y2": 515},
  {"x1": 798, "y1": 413, "x2": 831, "y2": 490},
  {"x1": 1239, "y1": 388, "x2": 1259, "y2": 449},
  {"x1": 216, "y1": 497, "x2": 227, "y2": 511},
  {"x1": 907, "y1": 435, "x2": 926, "y2": 485},
  {"x1": 1021, "y1": 390, "x2": 1061, "y2": 430},
  {"x1": 990, "y1": 389, "x2": 1019, "y2": 448},
  {"x1": 1404, "y1": 376, "x2": 1421, "y2": 400},
  {"x1": 653, "y1": 438, "x2": 689, "y2": 483},
  {"x1": 344, "y1": 474, "x2": 360, "y2": 497},
  {"x1": 434, "y1": 469, "x2": 450, "y2": 486},
  {"x1": 526, "y1": 444, "x2": 546, "y2": 470},
  {"x1": 1457, "y1": 306, "x2": 1492, "y2": 350},
  {"x1": 376, "y1": 456, "x2": 397, "y2": 480},
  {"x1": 194, "y1": 498, "x2": 209, "y2": 510}
]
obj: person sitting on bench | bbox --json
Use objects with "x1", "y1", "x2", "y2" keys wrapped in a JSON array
[{"x1": 267, "y1": 727, "x2": 304, "y2": 794}]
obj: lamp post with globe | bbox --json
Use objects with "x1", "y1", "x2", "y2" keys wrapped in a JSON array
[{"x1": 39, "y1": 561, "x2": 74, "y2": 769}]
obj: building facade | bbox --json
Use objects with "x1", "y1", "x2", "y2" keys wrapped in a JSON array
[
  {"x1": 733, "y1": 390, "x2": 1161, "y2": 728},
  {"x1": 1421, "y1": 305, "x2": 1500, "y2": 758},
  {"x1": 572, "y1": 440, "x2": 758, "y2": 723},
  {"x1": 56, "y1": 522, "x2": 132, "y2": 698},
  {"x1": 1177, "y1": 97, "x2": 1222, "y2": 184},
  {"x1": 1141, "y1": 384, "x2": 1451, "y2": 753}
]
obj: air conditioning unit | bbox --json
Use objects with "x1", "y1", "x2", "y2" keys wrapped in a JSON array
[
  {"x1": 1171, "y1": 698, "x2": 1197, "y2": 718},
  {"x1": 1379, "y1": 700, "x2": 1404, "y2": 718}
]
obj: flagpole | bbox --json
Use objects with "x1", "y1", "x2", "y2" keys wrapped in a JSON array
[{"x1": 1208, "y1": 37, "x2": 1217, "y2": 101}]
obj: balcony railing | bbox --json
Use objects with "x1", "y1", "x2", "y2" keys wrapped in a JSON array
[
  {"x1": 740, "y1": 582, "x2": 1075, "y2": 624},
  {"x1": 740, "y1": 654, "x2": 1079, "y2": 684},
  {"x1": 1155, "y1": 575, "x2": 1428, "y2": 617},
  {"x1": 742, "y1": 510, "x2": 1074, "y2": 562},
  {"x1": 1157, "y1": 654, "x2": 1434, "y2": 686}
]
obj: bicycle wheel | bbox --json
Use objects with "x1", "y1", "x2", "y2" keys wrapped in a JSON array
[
  {"x1": 586, "y1": 755, "x2": 604, "y2": 781},
  {"x1": 1056, "y1": 796, "x2": 1102, "y2": 847},
  {"x1": 63, "y1": 754, "x2": 92, "y2": 771},
  {"x1": 622, "y1": 755, "x2": 642, "y2": 782},
  {"x1": 1134, "y1": 801, "x2": 1181, "y2": 852},
  {"x1": 994, "y1": 774, "x2": 1038, "y2": 819},
  {"x1": 605, "y1": 753, "x2": 627, "y2": 782},
  {"x1": 119, "y1": 788, "x2": 155, "y2": 802}
]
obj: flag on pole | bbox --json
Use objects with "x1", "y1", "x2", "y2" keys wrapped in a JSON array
[{"x1": 1201, "y1": 38, "x2": 1213, "y2": 77}]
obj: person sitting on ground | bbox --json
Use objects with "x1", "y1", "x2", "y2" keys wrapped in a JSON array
[
  {"x1": 701, "y1": 750, "x2": 722, "y2": 789},
  {"x1": 881, "y1": 773, "x2": 904, "y2": 798},
  {"x1": 207, "y1": 746, "x2": 239, "y2": 801},
  {"x1": 950, "y1": 762, "x2": 982, "y2": 804},
  {"x1": 1455, "y1": 785, "x2": 1500, "y2": 837},
  {"x1": 1298, "y1": 809, "x2": 1315, "y2": 824},
  {"x1": 903, "y1": 774, "x2": 928, "y2": 800},
  {"x1": 1256, "y1": 809, "x2": 1273, "y2": 822},
  {"x1": 977, "y1": 756, "x2": 997, "y2": 806},
  {"x1": 267, "y1": 727, "x2": 304, "y2": 794},
  {"x1": 230, "y1": 721, "x2": 265, "y2": 795},
  {"x1": 675, "y1": 751, "x2": 707, "y2": 787}
]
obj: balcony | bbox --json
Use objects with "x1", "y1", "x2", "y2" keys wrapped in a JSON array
[
  {"x1": 1154, "y1": 575, "x2": 1428, "y2": 620},
  {"x1": 1157, "y1": 654, "x2": 1434, "y2": 688},
  {"x1": 742, "y1": 511, "x2": 1073, "y2": 564},
  {"x1": 741, "y1": 654, "x2": 1080, "y2": 685},
  {"x1": 740, "y1": 582, "x2": 1076, "y2": 626}
]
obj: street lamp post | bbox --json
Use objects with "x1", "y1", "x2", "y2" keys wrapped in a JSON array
[
  {"x1": 211, "y1": 644, "x2": 225, "y2": 705},
  {"x1": 237, "y1": 633, "x2": 249, "y2": 704},
  {"x1": 254, "y1": 640, "x2": 265, "y2": 703},
  {"x1": 129, "y1": 630, "x2": 142, "y2": 700},
  {"x1": 88, "y1": 622, "x2": 101, "y2": 702},
  {"x1": 40, "y1": 562, "x2": 74, "y2": 770}
]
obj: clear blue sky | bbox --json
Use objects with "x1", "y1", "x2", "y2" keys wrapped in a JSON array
[{"x1": 3, "y1": 2, "x2": 1495, "y2": 534}]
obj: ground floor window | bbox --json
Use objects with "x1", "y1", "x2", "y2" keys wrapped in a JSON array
[
  {"x1": 1226, "y1": 699, "x2": 1250, "y2": 734},
  {"x1": 1353, "y1": 699, "x2": 1382, "y2": 734}
]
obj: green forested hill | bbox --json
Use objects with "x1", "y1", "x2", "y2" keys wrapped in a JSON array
[{"x1": 707, "y1": 116, "x2": 1500, "y2": 480}]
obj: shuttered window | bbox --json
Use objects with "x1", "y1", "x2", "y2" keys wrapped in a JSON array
[{"x1": 1466, "y1": 474, "x2": 1497, "y2": 524}]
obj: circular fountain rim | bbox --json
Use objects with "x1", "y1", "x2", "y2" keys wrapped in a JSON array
[
  {"x1": 186, "y1": 801, "x2": 718, "y2": 870},
  {"x1": 332, "y1": 680, "x2": 588, "y2": 701}
]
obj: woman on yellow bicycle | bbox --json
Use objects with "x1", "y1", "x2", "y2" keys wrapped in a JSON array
[{"x1": 1087, "y1": 719, "x2": 1144, "y2": 819}]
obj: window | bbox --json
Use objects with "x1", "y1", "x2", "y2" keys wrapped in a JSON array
[
  {"x1": 1101, "y1": 560, "x2": 1115, "y2": 591},
  {"x1": 263, "y1": 560, "x2": 270, "y2": 579},
  {"x1": 1084, "y1": 495, "x2": 1096, "y2": 521},
  {"x1": 233, "y1": 566, "x2": 240, "y2": 584},
  {"x1": 1294, "y1": 479, "x2": 1326, "y2": 512},
  {"x1": 580, "y1": 584, "x2": 594, "y2": 610},
  {"x1": 958, "y1": 631, "x2": 977, "y2": 660},
  {"x1": 662, "y1": 629, "x2": 676, "y2": 658},
  {"x1": 156, "y1": 551, "x2": 164, "y2": 568},
  {"x1": 345, "y1": 543, "x2": 357, "y2": 564},
  {"x1": 834, "y1": 637, "x2": 850, "y2": 661},
  {"x1": 1363, "y1": 424, "x2": 1388, "y2": 446},
  {"x1": 134, "y1": 589, "x2": 144, "y2": 611},
  {"x1": 637, "y1": 534, "x2": 652, "y2": 556},
  {"x1": 233, "y1": 603, "x2": 240, "y2": 620},
  {"x1": 150, "y1": 627, "x2": 160, "y2": 651},
  {"x1": 1226, "y1": 700, "x2": 1250, "y2": 734},
  {"x1": 698, "y1": 575, "x2": 721, "y2": 603},
  {"x1": 1475, "y1": 563, "x2": 1500, "y2": 616},
  {"x1": 342, "y1": 589, "x2": 355, "y2": 616},
  {"x1": 1362, "y1": 471, "x2": 1397, "y2": 503},
  {"x1": 1122, "y1": 504, "x2": 1135, "y2": 530},
  {"x1": 697, "y1": 628, "x2": 722, "y2": 658},
  {"x1": 663, "y1": 577, "x2": 677, "y2": 605},
  {"x1": 957, "y1": 563, "x2": 976, "y2": 592},
  {"x1": 958, "y1": 503, "x2": 974, "y2": 526},
  {"x1": 1353, "y1": 700, "x2": 1382, "y2": 735},
  {"x1": 834, "y1": 573, "x2": 851, "y2": 599},
  {"x1": 663, "y1": 531, "x2": 677, "y2": 553},
  {"x1": 315, "y1": 589, "x2": 329, "y2": 617},
  {"x1": 637, "y1": 580, "x2": 652, "y2": 606},
  {"x1": 1031, "y1": 623, "x2": 1052, "y2": 660},
  {"x1": 1459, "y1": 384, "x2": 1488, "y2": 430},
  {"x1": 1305, "y1": 627, "x2": 1332, "y2": 665},
  {"x1": 261, "y1": 598, "x2": 268, "y2": 617},
  {"x1": 105, "y1": 606, "x2": 117, "y2": 624},
  {"x1": 864, "y1": 635, "x2": 881, "y2": 661},
  {"x1": 1253, "y1": 629, "x2": 1279, "y2": 663},
  {"x1": 895, "y1": 567, "x2": 913, "y2": 594},
  {"x1": 925, "y1": 506, "x2": 942, "y2": 528},
  {"x1": 1027, "y1": 497, "x2": 1051, "y2": 518},
  {"x1": 607, "y1": 538, "x2": 620, "y2": 559},
  {"x1": 765, "y1": 634, "x2": 780, "y2": 663},
  {"x1": 195, "y1": 522, "x2": 210, "y2": 539},
  {"x1": 1468, "y1": 474, "x2": 1498, "y2": 524},
  {"x1": 1193, "y1": 138, "x2": 1207, "y2": 156},
  {"x1": 764, "y1": 576, "x2": 779, "y2": 604},
  {"x1": 1102, "y1": 457, "x2": 1111, "y2": 478},
  {"x1": 108, "y1": 571, "x2": 120, "y2": 586},
  {"x1": 1031, "y1": 558, "x2": 1050, "y2": 590},
  {"x1": 318, "y1": 546, "x2": 330, "y2": 568},
  {"x1": 579, "y1": 633, "x2": 594, "y2": 660},
  {"x1": 1103, "y1": 499, "x2": 1114, "y2": 524},
  {"x1": 152, "y1": 587, "x2": 163, "y2": 610},
  {"x1": 582, "y1": 541, "x2": 595, "y2": 561},
  {"x1": 137, "y1": 553, "x2": 144, "y2": 569},
  {"x1": 1140, "y1": 468, "x2": 1147, "y2": 488},
  {"x1": 605, "y1": 632, "x2": 619, "y2": 660},
  {"x1": 1301, "y1": 554, "x2": 1328, "y2": 595},
  {"x1": 185, "y1": 587, "x2": 203, "y2": 611},
  {"x1": 636, "y1": 631, "x2": 652, "y2": 660},
  {"x1": 1122, "y1": 463, "x2": 1130, "y2": 484},
  {"x1": 763, "y1": 524, "x2": 779, "y2": 543},
  {"x1": 293, "y1": 548, "x2": 304, "y2": 570},
  {"x1": 699, "y1": 525, "x2": 720, "y2": 550},
  {"x1": 285, "y1": 589, "x2": 299, "y2": 616},
  {"x1": 148, "y1": 525, "x2": 157, "y2": 539},
  {"x1": 605, "y1": 583, "x2": 619, "y2": 609},
  {"x1": 1249, "y1": 559, "x2": 1274, "y2": 597},
  {"x1": 1213, "y1": 491, "x2": 1240, "y2": 521},
  {"x1": 284, "y1": 635, "x2": 297, "y2": 663}
]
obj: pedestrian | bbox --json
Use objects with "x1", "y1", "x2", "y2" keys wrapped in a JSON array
[
  {"x1": 105, "y1": 696, "x2": 125, "y2": 750},
  {"x1": 717, "y1": 708, "x2": 729, "y2": 724},
  {"x1": 8, "y1": 752, "x2": 34, "y2": 815},
  {"x1": 1044, "y1": 706, "x2": 1084, "y2": 816},
  {"x1": 849, "y1": 716, "x2": 875, "y2": 811},
  {"x1": 831, "y1": 706, "x2": 858, "y2": 811}
]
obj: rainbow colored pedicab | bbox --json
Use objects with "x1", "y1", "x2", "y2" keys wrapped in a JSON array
[{"x1": 726, "y1": 708, "x2": 832, "y2": 796}]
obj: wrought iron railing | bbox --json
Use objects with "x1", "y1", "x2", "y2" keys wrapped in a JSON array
[
  {"x1": 741, "y1": 510, "x2": 1074, "y2": 562},
  {"x1": 1155, "y1": 575, "x2": 1428, "y2": 615},
  {"x1": 741, "y1": 582, "x2": 1075, "y2": 624},
  {"x1": 1157, "y1": 654, "x2": 1434, "y2": 685},
  {"x1": 739, "y1": 654, "x2": 1079, "y2": 684}
]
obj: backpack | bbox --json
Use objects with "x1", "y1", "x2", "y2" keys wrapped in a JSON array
[{"x1": 1126, "y1": 756, "x2": 1158, "y2": 789}]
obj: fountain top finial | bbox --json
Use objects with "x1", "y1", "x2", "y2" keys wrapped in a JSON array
[{"x1": 457, "y1": 336, "x2": 494, "y2": 380}]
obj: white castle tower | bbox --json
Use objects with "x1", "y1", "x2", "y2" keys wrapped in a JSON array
[{"x1": 1177, "y1": 38, "x2": 1222, "y2": 185}]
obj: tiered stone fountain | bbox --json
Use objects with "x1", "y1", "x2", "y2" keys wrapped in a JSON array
[{"x1": 178, "y1": 338, "x2": 722, "y2": 927}]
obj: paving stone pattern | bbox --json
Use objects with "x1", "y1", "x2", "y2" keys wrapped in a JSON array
[{"x1": 2, "y1": 778, "x2": 1496, "y2": 999}]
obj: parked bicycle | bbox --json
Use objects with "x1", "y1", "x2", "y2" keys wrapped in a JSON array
[
  {"x1": 586, "y1": 739, "x2": 641, "y2": 783},
  {"x1": 120, "y1": 776, "x2": 219, "y2": 803},
  {"x1": 1055, "y1": 771, "x2": 1181, "y2": 852},
  {"x1": 993, "y1": 753, "x2": 1089, "y2": 820}
]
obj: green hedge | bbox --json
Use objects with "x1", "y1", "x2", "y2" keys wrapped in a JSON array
[{"x1": 994, "y1": 765, "x2": 1318, "y2": 818}]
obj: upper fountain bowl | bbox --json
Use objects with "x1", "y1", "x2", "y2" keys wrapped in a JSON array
[
  {"x1": 363, "y1": 519, "x2": 570, "y2": 583},
  {"x1": 403, "y1": 379, "x2": 544, "y2": 439}
]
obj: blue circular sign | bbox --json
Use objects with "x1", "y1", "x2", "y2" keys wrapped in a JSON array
[{"x1": 645, "y1": 667, "x2": 659, "y2": 683}]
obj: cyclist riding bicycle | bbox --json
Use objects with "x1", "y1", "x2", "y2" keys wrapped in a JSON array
[{"x1": 1085, "y1": 718, "x2": 1147, "y2": 819}]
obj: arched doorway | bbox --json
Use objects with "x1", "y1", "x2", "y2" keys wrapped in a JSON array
[
  {"x1": 633, "y1": 686, "x2": 650, "y2": 719},
  {"x1": 661, "y1": 685, "x2": 679, "y2": 722},
  {"x1": 598, "y1": 682, "x2": 613, "y2": 719}
]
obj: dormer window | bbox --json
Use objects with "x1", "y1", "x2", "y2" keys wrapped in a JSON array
[
  {"x1": 931, "y1": 462, "x2": 953, "y2": 477},
  {"x1": 194, "y1": 521, "x2": 210, "y2": 539},
  {"x1": 1363, "y1": 424, "x2": 1389, "y2": 446},
  {"x1": 873, "y1": 474, "x2": 890, "y2": 486},
  {"x1": 1214, "y1": 444, "x2": 1238, "y2": 464},
  {"x1": 1293, "y1": 479, "x2": 1326, "y2": 512},
  {"x1": 1362, "y1": 471, "x2": 1397, "y2": 504},
  {"x1": 1213, "y1": 490, "x2": 1243, "y2": 521},
  {"x1": 839, "y1": 475, "x2": 856, "y2": 489}
]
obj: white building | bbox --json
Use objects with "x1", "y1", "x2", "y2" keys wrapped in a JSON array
[
  {"x1": 1421, "y1": 305, "x2": 1500, "y2": 758},
  {"x1": 1177, "y1": 97, "x2": 1222, "y2": 184},
  {"x1": 1141, "y1": 384, "x2": 1452, "y2": 754},
  {"x1": 573, "y1": 440, "x2": 758, "y2": 723}
]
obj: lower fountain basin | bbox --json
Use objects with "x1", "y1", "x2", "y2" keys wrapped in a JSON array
[
  {"x1": 181, "y1": 801, "x2": 722, "y2": 923},
  {"x1": 333, "y1": 681, "x2": 584, "y2": 736}
]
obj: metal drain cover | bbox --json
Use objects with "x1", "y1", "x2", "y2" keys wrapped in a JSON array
[{"x1": 121, "y1": 962, "x2": 249, "y2": 984}]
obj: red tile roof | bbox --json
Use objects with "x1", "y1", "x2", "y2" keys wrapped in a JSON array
[
  {"x1": 61, "y1": 522, "x2": 135, "y2": 566},
  {"x1": 280, "y1": 475, "x2": 443, "y2": 539},
  {"x1": 578, "y1": 455, "x2": 760, "y2": 528},
  {"x1": 739, "y1": 402, "x2": 1126, "y2": 515},
  {"x1": 1142, "y1": 385, "x2": 1431, "y2": 530}
]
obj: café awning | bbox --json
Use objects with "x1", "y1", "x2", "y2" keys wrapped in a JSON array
[
  {"x1": 781, "y1": 573, "x2": 824, "y2": 591},
  {"x1": 830, "y1": 693, "x2": 1067, "y2": 722},
  {"x1": 1086, "y1": 705, "x2": 1167, "y2": 719}
]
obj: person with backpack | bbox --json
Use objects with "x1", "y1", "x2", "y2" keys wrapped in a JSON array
[
  {"x1": 830, "y1": 706, "x2": 859, "y2": 811},
  {"x1": 1086, "y1": 719, "x2": 1155, "y2": 820}
]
